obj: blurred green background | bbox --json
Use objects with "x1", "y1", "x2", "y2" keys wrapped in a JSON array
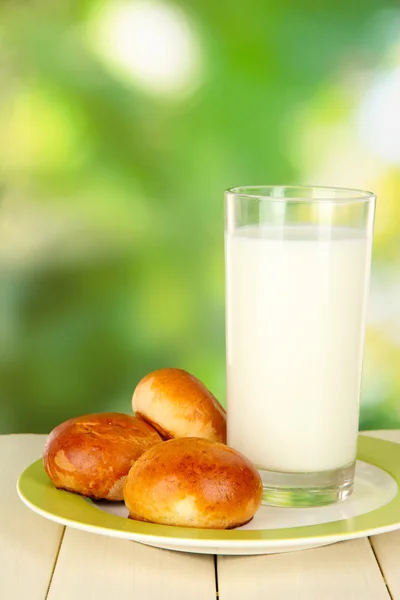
[{"x1": 1, "y1": 0, "x2": 399, "y2": 434}]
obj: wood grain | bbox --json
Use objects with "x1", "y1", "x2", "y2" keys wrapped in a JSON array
[
  {"x1": 217, "y1": 538, "x2": 391, "y2": 600},
  {"x1": 47, "y1": 527, "x2": 216, "y2": 600},
  {"x1": 0, "y1": 434, "x2": 64, "y2": 600}
]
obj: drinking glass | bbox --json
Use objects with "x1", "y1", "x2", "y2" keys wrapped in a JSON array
[{"x1": 225, "y1": 185, "x2": 376, "y2": 506}]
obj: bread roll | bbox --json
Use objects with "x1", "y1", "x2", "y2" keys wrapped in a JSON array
[
  {"x1": 43, "y1": 412, "x2": 162, "y2": 500},
  {"x1": 132, "y1": 368, "x2": 226, "y2": 443},
  {"x1": 124, "y1": 437, "x2": 262, "y2": 529}
]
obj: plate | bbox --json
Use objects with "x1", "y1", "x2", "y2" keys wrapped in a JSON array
[{"x1": 17, "y1": 435, "x2": 400, "y2": 555}]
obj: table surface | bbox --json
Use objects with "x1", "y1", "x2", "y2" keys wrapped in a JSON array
[{"x1": 2, "y1": 431, "x2": 400, "y2": 600}]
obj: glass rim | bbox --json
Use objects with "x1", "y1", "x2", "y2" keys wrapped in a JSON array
[{"x1": 225, "y1": 185, "x2": 376, "y2": 204}]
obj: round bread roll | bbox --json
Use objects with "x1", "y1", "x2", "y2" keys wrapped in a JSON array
[
  {"x1": 124, "y1": 437, "x2": 263, "y2": 529},
  {"x1": 43, "y1": 412, "x2": 162, "y2": 501},
  {"x1": 132, "y1": 368, "x2": 226, "y2": 443}
]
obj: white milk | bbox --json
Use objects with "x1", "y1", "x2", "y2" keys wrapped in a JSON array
[{"x1": 225, "y1": 225, "x2": 372, "y2": 473}]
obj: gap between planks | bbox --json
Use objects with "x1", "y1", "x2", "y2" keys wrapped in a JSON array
[
  {"x1": 369, "y1": 537, "x2": 394, "y2": 600},
  {"x1": 44, "y1": 527, "x2": 66, "y2": 600},
  {"x1": 213, "y1": 555, "x2": 219, "y2": 599}
]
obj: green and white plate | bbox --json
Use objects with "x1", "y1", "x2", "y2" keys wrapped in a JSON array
[{"x1": 17, "y1": 435, "x2": 400, "y2": 555}]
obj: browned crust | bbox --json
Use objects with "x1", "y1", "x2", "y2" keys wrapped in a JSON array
[
  {"x1": 43, "y1": 412, "x2": 162, "y2": 501},
  {"x1": 132, "y1": 368, "x2": 227, "y2": 443},
  {"x1": 124, "y1": 437, "x2": 262, "y2": 529},
  {"x1": 135, "y1": 411, "x2": 172, "y2": 440}
]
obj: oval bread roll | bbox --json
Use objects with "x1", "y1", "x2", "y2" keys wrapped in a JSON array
[
  {"x1": 124, "y1": 437, "x2": 263, "y2": 529},
  {"x1": 43, "y1": 412, "x2": 162, "y2": 500},
  {"x1": 132, "y1": 368, "x2": 226, "y2": 443}
]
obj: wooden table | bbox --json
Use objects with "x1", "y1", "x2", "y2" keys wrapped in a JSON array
[{"x1": 2, "y1": 431, "x2": 400, "y2": 600}]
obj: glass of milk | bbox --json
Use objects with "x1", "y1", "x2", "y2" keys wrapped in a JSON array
[{"x1": 225, "y1": 186, "x2": 376, "y2": 507}]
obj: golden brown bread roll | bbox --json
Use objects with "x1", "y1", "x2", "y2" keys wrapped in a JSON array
[
  {"x1": 124, "y1": 437, "x2": 263, "y2": 529},
  {"x1": 43, "y1": 412, "x2": 162, "y2": 500},
  {"x1": 132, "y1": 368, "x2": 226, "y2": 443}
]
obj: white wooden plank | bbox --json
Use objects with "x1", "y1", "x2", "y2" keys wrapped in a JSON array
[
  {"x1": 47, "y1": 527, "x2": 216, "y2": 600},
  {"x1": 0, "y1": 434, "x2": 65, "y2": 600},
  {"x1": 218, "y1": 539, "x2": 390, "y2": 600},
  {"x1": 371, "y1": 530, "x2": 400, "y2": 599}
]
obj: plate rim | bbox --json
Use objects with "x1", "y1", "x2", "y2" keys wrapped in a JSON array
[{"x1": 17, "y1": 435, "x2": 400, "y2": 549}]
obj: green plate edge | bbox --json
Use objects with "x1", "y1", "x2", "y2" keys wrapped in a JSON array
[{"x1": 17, "y1": 435, "x2": 400, "y2": 543}]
